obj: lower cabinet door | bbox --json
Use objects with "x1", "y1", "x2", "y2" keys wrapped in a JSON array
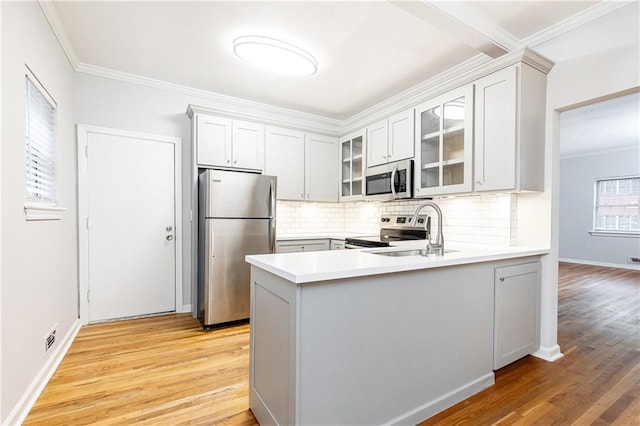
[{"x1": 494, "y1": 261, "x2": 541, "y2": 369}]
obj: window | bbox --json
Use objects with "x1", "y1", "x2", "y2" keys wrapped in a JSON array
[
  {"x1": 24, "y1": 67, "x2": 65, "y2": 220},
  {"x1": 593, "y1": 176, "x2": 640, "y2": 234}
]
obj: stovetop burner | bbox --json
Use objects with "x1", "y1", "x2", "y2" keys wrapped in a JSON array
[{"x1": 345, "y1": 215, "x2": 430, "y2": 248}]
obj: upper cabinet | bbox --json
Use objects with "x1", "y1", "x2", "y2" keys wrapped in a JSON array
[
  {"x1": 340, "y1": 129, "x2": 365, "y2": 201},
  {"x1": 414, "y1": 85, "x2": 474, "y2": 197},
  {"x1": 474, "y1": 64, "x2": 546, "y2": 192},
  {"x1": 305, "y1": 133, "x2": 339, "y2": 202},
  {"x1": 366, "y1": 108, "x2": 414, "y2": 168},
  {"x1": 196, "y1": 114, "x2": 264, "y2": 171},
  {"x1": 265, "y1": 127, "x2": 305, "y2": 201},
  {"x1": 265, "y1": 127, "x2": 338, "y2": 202}
]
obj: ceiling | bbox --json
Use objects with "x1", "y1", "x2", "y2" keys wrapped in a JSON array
[
  {"x1": 560, "y1": 91, "x2": 640, "y2": 158},
  {"x1": 45, "y1": 0, "x2": 638, "y2": 121},
  {"x1": 44, "y1": 1, "x2": 640, "y2": 156}
]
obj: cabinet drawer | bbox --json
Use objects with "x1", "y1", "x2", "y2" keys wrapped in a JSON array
[{"x1": 276, "y1": 239, "x2": 330, "y2": 253}]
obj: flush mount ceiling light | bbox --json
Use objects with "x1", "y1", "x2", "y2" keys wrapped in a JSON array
[{"x1": 233, "y1": 36, "x2": 318, "y2": 77}]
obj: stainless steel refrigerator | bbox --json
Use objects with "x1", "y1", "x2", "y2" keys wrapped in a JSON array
[{"x1": 198, "y1": 169, "x2": 276, "y2": 329}]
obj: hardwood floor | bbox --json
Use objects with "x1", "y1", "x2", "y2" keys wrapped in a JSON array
[
  {"x1": 24, "y1": 315, "x2": 259, "y2": 426},
  {"x1": 25, "y1": 263, "x2": 639, "y2": 425},
  {"x1": 419, "y1": 263, "x2": 640, "y2": 426}
]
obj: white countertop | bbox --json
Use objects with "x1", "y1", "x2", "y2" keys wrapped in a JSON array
[
  {"x1": 246, "y1": 240, "x2": 549, "y2": 284},
  {"x1": 276, "y1": 233, "x2": 358, "y2": 241}
]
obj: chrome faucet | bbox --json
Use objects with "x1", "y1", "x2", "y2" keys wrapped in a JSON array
[{"x1": 411, "y1": 201, "x2": 444, "y2": 256}]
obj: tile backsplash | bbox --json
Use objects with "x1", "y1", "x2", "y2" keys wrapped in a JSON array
[{"x1": 277, "y1": 194, "x2": 517, "y2": 246}]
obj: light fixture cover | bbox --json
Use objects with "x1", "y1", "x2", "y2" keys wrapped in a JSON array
[{"x1": 233, "y1": 35, "x2": 318, "y2": 77}]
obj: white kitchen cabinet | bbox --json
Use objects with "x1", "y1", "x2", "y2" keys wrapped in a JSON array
[
  {"x1": 366, "y1": 108, "x2": 414, "y2": 168},
  {"x1": 196, "y1": 115, "x2": 264, "y2": 171},
  {"x1": 265, "y1": 127, "x2": 338, "y2": 202},
  {"x1": 414, "y1": 85, "x2": 474, "y2": 197},
  {"x1": 305, "y1": 133, "x2": 339, "y2": 202},
  {"x1": 474, "y1": 64, "x2": 546, "y2": 192},
  {"x1": 276, "y1": 239, "x2": 330, "y2": 253},
  {"x1": 494, "y1": 261, "x2": 541, "y2": 370},
  {"x1": 265, "y1": 127, "x2": 305, "y2": 201},
  {"x1": 340, "y1": 129, "x2": 365, "y2": 201},
  {"x1": 330, "y1": 239, "x2": 345, "y2": 250},
  {"x1": 366, "y1": 119, "x2": 388, "y2": 168}
]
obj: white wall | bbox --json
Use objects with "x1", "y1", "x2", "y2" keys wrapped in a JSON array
[
  {"x1": 559, "y1": 147, "x2": 640, "y2": 268},
  {"x1": 73, "y1": 73, "x2": 195, "y2": 308},
  {"x1": 529, "y1": 39, "x2": 640, "y2": 361},
  {"x1": 1, "y1": 2, "x2": 78, "y2": 422}
]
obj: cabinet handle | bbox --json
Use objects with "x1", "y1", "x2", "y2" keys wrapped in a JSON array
[
  {"x1": 476, "y1": 181, "x2": 482, "y2": 185},
  {"x1": 307, "y1": 193, "x2": 310, "y2": 199},
  {"x1": 234, "y1": 160, "x2": 238, "y2": 164},
  {"x1": 226, "y1": 160, "x2": 230, "y2": 164},
  {"x1": 500, "y1": 277, "x2": 505, "y2": 282},
  {"x1": 301, "y1": 193, "x2": 304, "y2": 199}
]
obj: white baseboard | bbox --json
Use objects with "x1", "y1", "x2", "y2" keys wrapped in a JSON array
[
  {"x1": 532, "y1": 344, "x2": 564, "y2": 362},
  {"x1": 388, "y1": 372, "x2": 496, "y2": 425},
  {"x1": 559, "y1": 258, "x2": 640, "y2": 270},
  {"x1": 4, "y1": 319, "x2": 81, "y2": 426},
  {"x1": 181, "y1": 304, "x2": 192, "y2": 314}
]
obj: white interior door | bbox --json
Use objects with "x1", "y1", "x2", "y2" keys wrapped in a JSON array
[{"x1": 86, "y1": 131, "x2": 176, "y2": 322}]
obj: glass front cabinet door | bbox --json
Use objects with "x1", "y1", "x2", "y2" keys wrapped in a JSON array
[
  {"x1": 339, "y1": 130, "x2": 365, "y2": 201},
  {"x1": 414, "y1": 85, "x2": 474, "y2": 197}
]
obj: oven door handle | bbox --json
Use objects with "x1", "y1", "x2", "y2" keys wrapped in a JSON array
[{"x1": 390, "y1": 165, "x2": 398, "y2": 199}]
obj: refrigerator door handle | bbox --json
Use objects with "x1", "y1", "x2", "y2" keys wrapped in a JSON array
[
  {"x1": 208, "y1": 222, "x2": 215, "y2": 258},
  {"x1": 269, "y1": 179, "x2": 276, "y2": 254}
]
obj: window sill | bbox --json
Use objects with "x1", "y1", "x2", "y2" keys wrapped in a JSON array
[
  {"x1": 24, "y1": 203, "x2": 66, "y2": 221},
  {"x1": 589, "y1": 230, "x2": 639, "y2": 238}
]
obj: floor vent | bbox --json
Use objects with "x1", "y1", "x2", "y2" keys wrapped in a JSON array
[
  {"x1": 628, "y1": 256, "x2": 640, "y2": 264},
  {"x1": 45, "y1": 328, "x2": 56, "y2": 352}
]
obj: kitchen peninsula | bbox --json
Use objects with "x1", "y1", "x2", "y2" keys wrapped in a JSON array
[{"x1": 246, "y1": 242, "x2": 548, "y2": 425}]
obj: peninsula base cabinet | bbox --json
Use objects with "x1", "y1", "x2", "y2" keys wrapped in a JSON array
[
  {"x1": 249, "y1": 256, "x2": 542, "y2": 424},
  {"x1": 494, "y1": 261, "x2": 541, "y2": 370}
]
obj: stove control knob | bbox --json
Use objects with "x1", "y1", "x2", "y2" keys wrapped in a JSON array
[{"x1": 418, "y1": 218, "x2": 424, "y2": 224}]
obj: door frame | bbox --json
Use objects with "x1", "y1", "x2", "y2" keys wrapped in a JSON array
[{"x1": 77, "y1": 124, "x2": 183, "y2": 325}]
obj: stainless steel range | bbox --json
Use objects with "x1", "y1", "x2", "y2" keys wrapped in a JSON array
[{"x1": 344, "y1": 214, "x2": 430, "y2": 249}]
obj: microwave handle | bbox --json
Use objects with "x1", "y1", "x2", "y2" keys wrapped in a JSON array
[{"x1": 390, "y1": 165, "x2": 398, "y2": 199}]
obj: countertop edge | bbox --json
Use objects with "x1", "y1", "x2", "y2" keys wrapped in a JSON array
[{"x1": 246, "y1": 247, "x2": 550, "y2": 284}]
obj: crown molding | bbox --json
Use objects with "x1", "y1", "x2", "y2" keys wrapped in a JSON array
[
  {"x1": 341, "y1": 47, "x2": 554, "y2": 136},
  {"x1": 76, "y1": 63, "x2": 343, "y2": 135},
  {"x1": 38, "y1": 0, "x2": 79, "y2": 69},
  {"x1": 523, "y1": 0, "x2": 634, "y2": 48}
]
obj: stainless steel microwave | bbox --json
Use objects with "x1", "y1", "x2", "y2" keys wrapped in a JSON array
[{"x1": 365, "y1": 159, "x2": 413, "y2": 201}]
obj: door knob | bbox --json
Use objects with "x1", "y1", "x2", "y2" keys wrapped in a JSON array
[{"x1": 166, "y1": 235, "x2": 174, "y2": 241}]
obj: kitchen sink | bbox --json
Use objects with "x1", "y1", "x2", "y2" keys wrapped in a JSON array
[{"x1": 373, "y1": 248, "x2": 459, "y2": 257}]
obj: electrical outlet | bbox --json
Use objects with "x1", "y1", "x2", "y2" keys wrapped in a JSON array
[
  {"x1": 44, "y1": 324, "x2": 57, "y2": 352},
  {"x1": 628, "y1": 256, "x2": 640, "y2": 264}
]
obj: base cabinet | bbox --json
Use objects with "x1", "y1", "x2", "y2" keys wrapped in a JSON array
[
  {"x1": 275, "y1": 239, "x2": 330, "y2": 253},
  {"x1": 494, "y1": 261, "x2": 541, "y2": 369}
]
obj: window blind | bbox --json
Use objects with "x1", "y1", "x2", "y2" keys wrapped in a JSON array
[
  {"x1": 594, "y1": 177, "x2": 640, "y2": 232},
  {"x1": 25, "y1": 72, "x2": 57, "y2": 205}
]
